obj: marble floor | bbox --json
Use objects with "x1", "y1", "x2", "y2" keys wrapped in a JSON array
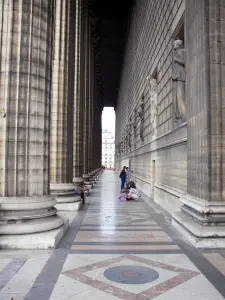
[{"x1": 1, "y1": 171, "x2": 225, "y2": 299}]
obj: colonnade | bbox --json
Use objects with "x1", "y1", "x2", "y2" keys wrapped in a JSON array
[{"x1": 0, "y1": 0, "x2": 102, "y2": 248}]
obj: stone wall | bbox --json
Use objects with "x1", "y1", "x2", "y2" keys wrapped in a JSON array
[{"x1": 116, "y1": 0, "x2": 187, "y2": 213}]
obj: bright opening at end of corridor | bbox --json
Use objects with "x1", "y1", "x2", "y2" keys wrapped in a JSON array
[{"x1": 102, "y1": 107, "x2": 115, "y2": 170}]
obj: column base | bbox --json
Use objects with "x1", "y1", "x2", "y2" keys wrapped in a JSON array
[
  {"x1": 83, "y1": 174, "x2": 93, "y2": 189},
  {"x1": 83, "y1": 174, "x2": 90, "y2": 180},
  {"x1": 73, "y1": 177, "x2": 84, "y2": 185},
  {"x1": 88, "y1": 172, "x2": 97, "y2": 184},
  {"x1": 172, "y1": 194, "x2": 225, "y2": 248},
  {"x1": 56, "y1": 201, "x2": 83, "y2": 212},
  {"x1": 0, "y1": 196, "x2": 64, "y2": 235},
  {"x1": 84, "y1": 182, "x2": 93, "y2": 189},
  {"x1": 0, "y1": 215, "x2": 69, "y2": 249},
  {"x1": 50, "y1": 183, "x2": 82, "y2": 211}
]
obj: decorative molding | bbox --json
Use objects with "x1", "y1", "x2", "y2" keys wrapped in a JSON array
[
  {"x1": 116, "y1": 123, "x2": 187, "y2": 160},
  {"x1": 155, "y1": 182, "x2": 185, "y2": 199}
]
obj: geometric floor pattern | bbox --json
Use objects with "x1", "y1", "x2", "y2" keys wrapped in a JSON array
[
  {"x1": 1, "y1": 171, "x2": 225, "y2": 299},
  {"x1": 63, "y1": 254, "x2": 200, "y2": 299}
]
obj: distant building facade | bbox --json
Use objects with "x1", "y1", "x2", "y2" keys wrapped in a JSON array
[{"x1": 102, "y1": 129, "x2": 115, "y2": 169}]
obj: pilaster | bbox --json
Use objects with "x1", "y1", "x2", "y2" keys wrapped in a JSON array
[{"x1": 173, "y1": 0, "x2": 225, "y2": 247}]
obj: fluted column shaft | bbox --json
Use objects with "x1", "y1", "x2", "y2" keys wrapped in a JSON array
[
  {"x1": 73, "y1": 0, "x2": 84, "y2": 183},
  {"x1": 49, "y1": 0, "x2": 82, "y2": 209},
  {"x1": 83, "y1": 1, "x2": 90, "y2": 177},
  {"x1": 50, "y1": 0, "x2": 71, "y2": 185},
  {"x1": 186, "y1": 0, "x2": 225, "y2": 202},
  {"x1": 88, "y1": 31, "x2": 94, "y2": 174},
  {"x1": 0, "y1": 0, "x2": 52, "y2": 197},
  {"x1": 92, "y1": 80, "x2": 96, "y2": 171},
  {"x1": 0, "y1": 0, "x2": 63, "y2": 235}
]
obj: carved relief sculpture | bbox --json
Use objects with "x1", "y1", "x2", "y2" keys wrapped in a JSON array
[
  {"x1": 172, "y1": 38, "x2": 186, "y2": 121},
  {"x1": 120, "y1": 140, "x2": 124, "y2": 156},
  {"x1": 137, "y1": 95, "x2": 145, "y2": 142},
  {"x1": 125, "y1": 126, "x2": 128, "y2": 153},
  {"x1": 117, "y1": 143, "x2": 121, "y2": 157},
  {"x1": 119, "y1": 142, "x2": 122, "y2": 156},
  {"x1": 127, "y1": 118, "x2": 133, "y2": 150},
  {"x1": 133, "y1": 109, "x2": 137, "y2": 136},
  {"x1": 115, "y1": 144, "x2": 120, "y2": 157},
  {"x1": 133, "y1": 109, "x2": 137, "y2": 149},
  {"x1": 147, "y1": 77, "x2": 157, "y2": 139}
]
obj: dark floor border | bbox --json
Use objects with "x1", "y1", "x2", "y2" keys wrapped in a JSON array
[
  {"x1": 140, "y1": 194, "x2": 225, "y2": 298},
  {"x1": 0, "y1": 257, "x2": 27, "y2": 291}
]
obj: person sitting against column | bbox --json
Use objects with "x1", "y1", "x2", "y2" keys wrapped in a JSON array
[{"x1": 75, "y1": 184, "x2": 84, "y2": 201}]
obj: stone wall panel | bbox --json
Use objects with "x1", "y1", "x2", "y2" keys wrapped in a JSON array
[{"x1": 116, "y1": 0, "x2": 187, "y2": 201}]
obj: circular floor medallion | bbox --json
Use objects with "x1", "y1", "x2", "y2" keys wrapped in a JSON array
[{"x1": 103, "y1": 265, "x2": 159, "y2": 284}]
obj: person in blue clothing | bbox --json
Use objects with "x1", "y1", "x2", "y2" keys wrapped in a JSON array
[{"x1": 119, "y1": 166, "x2": 126, "y2": 191}]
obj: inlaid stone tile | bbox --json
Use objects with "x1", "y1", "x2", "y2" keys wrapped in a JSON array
[
  {"x1": 75, "y1": 231, "x2": 172, "y2": 243},
  {"x1": 82, "y1": 213, "x2": 155, "y2": 226},
  {"x1": 63, "y1": 254, "x2": 199, "y2": 299},
  {"x1": 49, "y1": 274, "x2": 90, "y2": 300}
]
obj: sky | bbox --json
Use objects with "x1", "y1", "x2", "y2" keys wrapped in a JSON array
[{"x1": 102, "y1": 107, "x2": 115, "y2": 134}]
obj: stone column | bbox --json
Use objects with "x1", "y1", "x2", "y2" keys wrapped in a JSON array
[
  {"x1": 95, "y1": 91, "x2": 102, "y2": 173},
  {"x1": 94, "y1": 102, "x2": 102, "y2": 173},
  {"x1": 173, "y1": 0, "x2": 225, "y2": 248},
  {"x1": 50, "y1": 0, "x2": 81, "y2": 211},
  {"x1": 88, "y1": 26, "x2": 94, "y2": 176},
  {"x1": 82, "y1": 2, "x2": 92, "y2": 187},
  {"x1": 0, "y1": 1, "x2": 64, "y2": 245},
  {"x1": 73, "y1": 0, "x2": 84, "y2": 187},
  {"x1": 91, "y1": 79, "x2": 97, "y2": 174}
]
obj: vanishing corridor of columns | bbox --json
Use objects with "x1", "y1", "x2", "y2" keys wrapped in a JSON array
[{"x1": 0, "y1": 0, "x2": 102, "y2": 249}]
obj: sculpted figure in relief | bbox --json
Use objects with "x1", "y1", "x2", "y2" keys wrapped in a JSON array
[
  {"x1": 137, "y1": 97, "x2": 145, "y2": 142},
  {"x1": 127, "y1": 119, "x2": 132, "y2": 149},
  {"x1": 148, "y1": 78, "x2": 157, "y2": 139},
  {"x1": 172, "y1": 38, "x2": 186, "y2": 121},
  {"x1": 116, "y1": 144, "x2": 120, "y2": 157},
  {"x1": 133, "y1": 110, "x2": 137, "y2": 134}
]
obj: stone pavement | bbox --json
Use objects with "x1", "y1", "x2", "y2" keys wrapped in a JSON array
[{"x1": 1, "y1": 171, "x2": 225, "y2": 300}]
